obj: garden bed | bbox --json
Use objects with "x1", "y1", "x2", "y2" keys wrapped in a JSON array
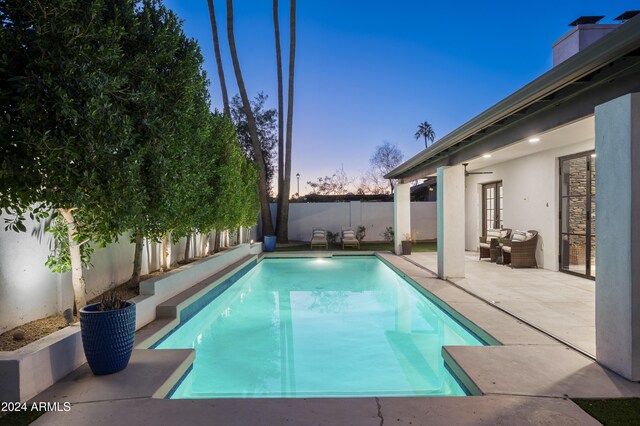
[{"x1": 0, "y1": 315, "x2": 74, "y2": 352}]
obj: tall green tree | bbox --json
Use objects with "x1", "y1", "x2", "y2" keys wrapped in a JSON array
[
  {"x1": 415, "y1": 121, "x2": 436, "y2": 148},
  {"x1": 0, "y1": 0, "x2": 142, "y2": 308},
  {"x1": 226, "y1": 0, "x2": 275, "y2": 236}
]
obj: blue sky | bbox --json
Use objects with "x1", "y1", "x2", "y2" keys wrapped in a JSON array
[{"x1": 165, "y1": 0, "x2": 637, "y2": 194}]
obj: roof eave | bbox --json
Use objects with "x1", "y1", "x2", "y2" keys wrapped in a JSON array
[{"x1": 385, "y1": 15, "x2": 640, "y2": 180}]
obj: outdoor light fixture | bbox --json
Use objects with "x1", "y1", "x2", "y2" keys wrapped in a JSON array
[
  {"x1": 529, "y1": 137, "x2": 540, "y2": 143},
  {"x1": 482, "y1": 154, "x2": 492, "y2": 158},
  {"x1": 591, "y1": 153, "x2": 597, "y2": 158},
  {"x1": 462, "y1": 163, "x2": 493, "y2": 177}
]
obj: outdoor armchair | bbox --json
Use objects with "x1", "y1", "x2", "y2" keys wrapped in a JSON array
[
  {"x1": 503, "y1": 230, "x2": 539, "y2": 268},
  {"x1": 341, "y1": 227, "x2": 360, "y2": 249},
  {"x1": 310, "y1": 228, "x2": 329, "y2": 249}
]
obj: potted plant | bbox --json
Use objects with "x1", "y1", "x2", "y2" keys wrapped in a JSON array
[
  {"x1": 356, "y1": 225, "x2": 367, "y2": 243},
  {"x1": 79, "y1": 292, "x2": 136, "y2": 375},
  {"x1": 401, "y1": 232, "x2": 418, "y2": 255},
  {"x1": 263, "y1": 235, "x2": 277, "y2": 252}
]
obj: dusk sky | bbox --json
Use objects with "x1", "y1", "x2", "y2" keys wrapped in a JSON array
[{"x1": 165, "y1": 0, "x2": 637, "y2": 194}]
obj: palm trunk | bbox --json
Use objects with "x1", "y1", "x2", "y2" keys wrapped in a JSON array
[
  {"x1": 206, "y1": 0, "x2": 230, "y2": 117},
  {"x1": 226, "y1": 0, "x2": 275, "y2": 237},
  {"x1": 131, "y1": 230, "x2": 144, "y2": 285},
  {"x1": 274, "y1": 0, "x2": 285, "y2": 236},
  {"x1": 276, "y1": 0, "x2": 296, "y2": 243},
  {"x1": 58, "y1": 208, "x2": 87, "y2": 309}
]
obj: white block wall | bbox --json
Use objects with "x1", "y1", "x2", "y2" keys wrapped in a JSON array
[
  {"x1": 269, "y1": 201, "x2": 436, "y2": 242},
  {"x1": 0, "y1": 214, "x2": 221, "y2": 333}
]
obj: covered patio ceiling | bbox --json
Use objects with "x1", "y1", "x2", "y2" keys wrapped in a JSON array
[{"x1": 463, "y1": 116, "x2": 594, "y2": 173}]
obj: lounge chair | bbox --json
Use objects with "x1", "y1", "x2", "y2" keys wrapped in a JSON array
[
  {"x1": 341, "y1": 227, "x2": 360, "y2": 249},
  {"x1": 503, "y1": 230, "x2": 538, "y2": 268},
  {"x1": 310, "y1": 228, "x2": 328, "y2": 249},
  {"x1": 479, "y1": 228, "x2": 511, "y2": 261}
]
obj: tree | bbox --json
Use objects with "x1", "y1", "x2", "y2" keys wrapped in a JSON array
[
  {"x1": 226, "y1": 0, "x2": 275, "y2": 236},
  {"x1": 358, "y1": 142, "x2": 404, "y2": 194},
  {"x1": 0, "y1": 0, "x2": 141, "y2": 308},
  {"x1": 206, "y1": 0, "x2": 230, "y2": 116},
  {"x1": 415, "y1": 121, "x2": 436, "y2": 148},
  {"x1": 273, "y1": 0, "x2": 285, "y2": 227},
  {"x1": 178, "y1": 113, "x2": 258, "y2": 259},
  {"x1": 275, "y1": 0, "x2": 296, "y2": 243},
  {"x1": 230, "y1": 93, "x2": 278, "y2": 196},
  {"x1": 307, "y1": 166, "x2": 352, "y2": 195},
  {"x1": 104, "y1": 0, "x2": 211, "y2": 282}
]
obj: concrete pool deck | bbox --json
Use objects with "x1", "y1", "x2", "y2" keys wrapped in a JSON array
[
  {"x1": 406, "y1": 251, "x2": 595, "y2": 355},
  {"x1": 29, "y1": 252, "x2": 640, "y2": 425}
]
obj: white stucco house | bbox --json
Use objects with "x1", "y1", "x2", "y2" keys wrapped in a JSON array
[{"x1": 386, "y1": 13, "x2": 640, "y2": 380}]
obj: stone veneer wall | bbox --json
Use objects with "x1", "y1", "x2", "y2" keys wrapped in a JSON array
[{"x1": 566, "y1": 157, "x2": 596, "y2": 265}]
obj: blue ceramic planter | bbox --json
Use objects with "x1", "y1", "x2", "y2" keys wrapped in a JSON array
[
  {"x1": 264, "y1": 235, "x2": 277, "y2": 252},
  {"x1": 80, "y1": 302, "x2": 136, "y2": 375}
]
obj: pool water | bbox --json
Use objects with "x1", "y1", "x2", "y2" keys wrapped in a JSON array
[{"x1": 156, "y1": 256, "x2": 485, "y2": 398}]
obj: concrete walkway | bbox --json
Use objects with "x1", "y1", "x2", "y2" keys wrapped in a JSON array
[
  {"x1": 29, "y1": 252, "x2": 639, "y2": 425},
  {"x1": 407, "y1": 251, "x2": 595, "y2": 355}
]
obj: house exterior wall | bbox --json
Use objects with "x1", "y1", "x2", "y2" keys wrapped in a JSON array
[
  {"x1": 464, "y1": 139, "x2": 594, "y2": 270},
  {"x1": 594, "y1": 92, "x2": 640, "y2": 380}
]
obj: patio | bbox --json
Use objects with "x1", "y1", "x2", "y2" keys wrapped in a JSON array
[{"x1": 406, "y1": 251, "x2": 595, "y2": 355}]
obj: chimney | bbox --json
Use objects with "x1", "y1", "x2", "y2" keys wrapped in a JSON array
[{"x1": 552, "y1": 16, "x2": 618, "y2": 67}]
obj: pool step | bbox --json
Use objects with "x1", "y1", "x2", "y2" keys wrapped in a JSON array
[{"x1": 135, "y1": 255, "x2": 257, "y2": 349}]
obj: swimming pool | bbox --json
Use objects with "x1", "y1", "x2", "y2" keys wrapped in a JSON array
[{"x1": 155, "y1": 256, "x2": 485, "y2": 398}]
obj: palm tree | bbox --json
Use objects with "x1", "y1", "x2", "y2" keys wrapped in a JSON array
[
  {"x1": 206, "y1": 0, "x2": 230, "y2": 116},
  {"x1": 274, "y1": 0, "x2": 285, "y2": 239},
  {"x1": 276, "y1": 0, "x2": 296, "y2": 243},
  {"x1": 415, "y1": 121, "x2": 436, "y2": 148},
  {"x1": 226, "y1": 0, "x2": 275, "y2": 236}
]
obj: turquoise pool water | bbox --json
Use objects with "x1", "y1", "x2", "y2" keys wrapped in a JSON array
[{"x1": 156, "y1": 256, "x2": 485, "y2": 398}]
